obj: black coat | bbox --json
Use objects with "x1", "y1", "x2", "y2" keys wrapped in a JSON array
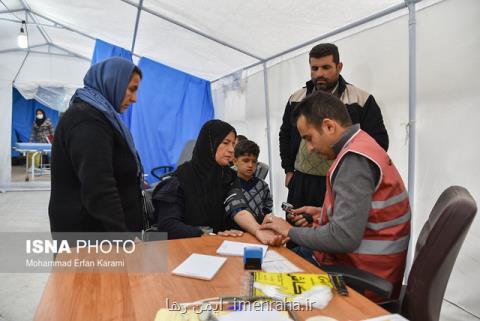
[{"x1": 48, "y1": 98, "x2": 144, "y2": 233}]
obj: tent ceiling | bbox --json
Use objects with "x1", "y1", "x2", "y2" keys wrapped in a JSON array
[
  {"x1": 142, "y1": 0, "x2": 401, "y2": 58},
  {"x1": 27, "y1": 0, "x2": 137, "y2": 50},
  {"x1": 0, "y1": 0, "x2": 21, "y2": 11},
  {"x1": 1, "y1": 0, "x2": 405, "y2": 80}
]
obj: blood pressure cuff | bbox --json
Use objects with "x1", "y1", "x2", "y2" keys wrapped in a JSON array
[{"x1": 224, "y1": 187, "x2": 250, "y2": 219}]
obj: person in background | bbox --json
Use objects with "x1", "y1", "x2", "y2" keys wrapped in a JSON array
[
  {"x1": 279, "y1": 43, "x2": 389, "y2": 221},
  {"x1": 264, "y1": 91, "x2": 410, "y2": 300},
  {"x1": 152, "y1": 119, "x2": 284, "y2": 246},
  {"x1": 235, "y1": 134, "x2": 248, "y2": 146},
  {"x1": 229, "y1": 134, "x2": 248, "y2": 167},
  {"x1": 29, "y1": 108, "x2": 53, "y2": 143},
  {"x1": 49, "y1": 57, "x2": 147, "y2": 234},
  {"x1": 227, "y1": 140, "x2": 273, "y2": 225}
]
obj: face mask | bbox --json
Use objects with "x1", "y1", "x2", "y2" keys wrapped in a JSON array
[{"x1": 36, "y1": 114, "x2": 44, "y2": 120}]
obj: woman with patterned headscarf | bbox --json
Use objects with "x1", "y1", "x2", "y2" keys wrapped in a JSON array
[{"x1": 49, "y1": 57, "x2": 147, "y2": 234}]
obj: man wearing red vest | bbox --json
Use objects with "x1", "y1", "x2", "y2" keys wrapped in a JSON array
[{"x1": 261, "y1": 91, "x2": 410, "y2": 298}]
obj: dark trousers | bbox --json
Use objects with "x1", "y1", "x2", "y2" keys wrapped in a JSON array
[
  {"x1": 287, "y1": 171, "x2": 326, "y2": 208},
  {"x1": 291, "y1": 246, "x2": 320, "y2": 267}
]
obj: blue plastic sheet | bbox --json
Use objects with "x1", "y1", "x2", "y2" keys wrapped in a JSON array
[
  {"x1": 90, "y1": 40, "x2": 214, "y2": 183},
  {"x1": 131, "y1": 57, "x2": 214, "y2": 183},
  {"x1": 11, "y1": 88, "x2": 59, "y2": 156},
  {"x1": 91, "y1": 39, "x2": 133, "y2": 64}
]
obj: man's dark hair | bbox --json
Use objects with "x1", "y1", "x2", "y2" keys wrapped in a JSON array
[
  {"x1": 292, "y1": 91, "x2": 352, "y2": 128},
  {"x1": 236, "y1": 135, "x2": 248, "y2": 143},
  {"x1": 131, "y1": 65, "x2": 142, "y2": 79},
  {"x1": 234, "y1": 140, "x2": 260, "y2": 158},
  {"x1": 309, "y1": 43, "x2": 340, "y2": 64}
]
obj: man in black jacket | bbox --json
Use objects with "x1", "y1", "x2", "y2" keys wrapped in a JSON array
[{"x1": 279, "y1": 43, "x2": 389, "y2": 214}]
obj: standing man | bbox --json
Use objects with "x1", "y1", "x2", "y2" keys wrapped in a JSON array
[{"x1": 279, "y1": 43, "x2": 389, "y2": 210}]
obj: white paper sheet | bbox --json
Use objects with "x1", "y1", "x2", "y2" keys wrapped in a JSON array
[
  {"x1": 216, "y1": 240, "x2": 268, "y2": 257},
  {"x1": 171, "y1": 253, "x2": 227, "y2": 280},
  {"x1": 262, "y1": 250, "x2": 303, "y2": 273}
]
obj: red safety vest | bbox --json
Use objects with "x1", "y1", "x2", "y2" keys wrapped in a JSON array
[{"x1": 313, "y1": 129, "x2": 410, "y2": 298}]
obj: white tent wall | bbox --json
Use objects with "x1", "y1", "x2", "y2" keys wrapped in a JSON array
[
  {"x1": 213, "y1": 0, "x2": 480, "y2": 318},
  {"x1": 0, "y1": 52, "x2": 26, "y2": 185},
  {"x1": 212, "y1": 70, "x2": 271, "y2": 181},
  {"x1": 415, "y1": 0, "x2": 480, "y2": 318}
]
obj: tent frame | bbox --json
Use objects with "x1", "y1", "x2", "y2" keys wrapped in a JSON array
[
  {"x1": 1, "y1": 1, "x2": 418, "y2": 211},
  {"x1": 405, "y1": 0, "x2": 417, "y2": 274},
  {"x1": 121, "y1": 0, "x2": 263, "y2": 61}
]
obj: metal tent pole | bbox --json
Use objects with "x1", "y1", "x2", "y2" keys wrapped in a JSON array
[
  {"x1": 130, "y1": 0, "x2": 144, "y2": 53},
  {"x1": 405, "y1": 0, "x2": 417, "y2": 277},
  {"x1": 121, "y1": 0, "x2": 262, "y2": 61},
  {"x1": 13, "y1": 51, "x2": 29, "y2": 83},
  {"x1": 262, "y1": 62, "x2": 274, "y2": 192}
]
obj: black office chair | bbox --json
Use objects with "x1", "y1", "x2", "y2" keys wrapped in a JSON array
[
  {"x1": 330, "y1": 186, "x2": 477, "y2": 321},
  {"x1": 150, "y1": 139, "x2": 196, "y2": 180}
]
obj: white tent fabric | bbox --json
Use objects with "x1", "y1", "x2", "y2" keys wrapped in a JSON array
[
  {"x1": 1, "y1": 0, "x2": 480, "y2": 319},
  {"x1": 1, "y1": 0, "x2": 408, "y2": 81},
  {"x1": 13, "y1": 81, "x2": 78, "y2": 112}
]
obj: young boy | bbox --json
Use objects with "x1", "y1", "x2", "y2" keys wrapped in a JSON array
[
  {"x1": 230, "y1": 140, "x2": 273, "y2": 224},
  {"x1": 231, "y1": 134, "x2": 269, "y2": 179}
]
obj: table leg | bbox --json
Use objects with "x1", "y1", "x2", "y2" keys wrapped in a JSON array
[
  {"x1": 31, "y1": 152, "x2": 39, "y2": 182},
  {"x1": 25, "y1": 152, "x2": 29, "y2": 181}
]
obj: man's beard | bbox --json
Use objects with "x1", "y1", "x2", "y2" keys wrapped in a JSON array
[{"x1": 314, "y1": 77, "x2": 337, "y2": 92}]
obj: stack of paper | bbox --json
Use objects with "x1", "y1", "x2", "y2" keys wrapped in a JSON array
[
  {"x1": 216, "y1": 240, "x2": 268, "y2": 257},
  {"x1": 262, "y1": 250, "x2": 303, "y2": 273},
  {"x1": 171, "y1": 253, "x2": 227, "y2": 280}
]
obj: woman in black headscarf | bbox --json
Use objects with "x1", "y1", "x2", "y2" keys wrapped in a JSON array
[
  {"x1": 152, "y1": 119, "x2": 284, "y2": 245},
  {"x1": 30, "y1": 108, "x2": 54, "y2": 143}
]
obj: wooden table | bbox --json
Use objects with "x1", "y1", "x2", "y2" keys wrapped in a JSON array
[{"x1": 34, "y1": 234, "x2": 388, "y2": 321}]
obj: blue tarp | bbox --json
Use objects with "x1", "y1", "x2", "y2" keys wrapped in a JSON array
[
  {"x1": 11, "y1": 88, "x2": 59, "y2": 156},
  {"x1": 91, "y1": 40, "x2": 214, "y2": 183},
  {"x1": 91, "y1": 39, "x2": 133, "y2": 63},
  {"x1": 131, "y1": 57, "x2": 214, "y2": 183}
]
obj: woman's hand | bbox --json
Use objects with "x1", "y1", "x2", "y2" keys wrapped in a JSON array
[
  {"x1": 217, "y1": 229, "x2": 244, "y2": 237},
  {"x1": 260, "y1": 214, "x2": 294, "y2": 240},
  {"x1": 254, "y1": 228, "x2": 287, "y2": 246}
]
